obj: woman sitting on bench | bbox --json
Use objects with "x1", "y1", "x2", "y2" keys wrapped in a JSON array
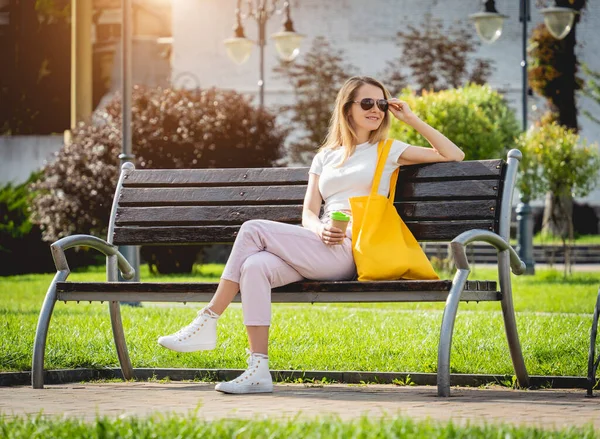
[{"x1": 157, "y1": 76, "x2": 465, "y2": 394}]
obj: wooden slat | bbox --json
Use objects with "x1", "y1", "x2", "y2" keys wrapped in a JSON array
[
  {"x1": 396, "y1": 180, "x2": 500, "y2": 201},
  {"x1": 404, "y1": 220, "x2": 497, "y2": 241},
  {"x1": 58, "y1": 278, "x2": 499, "y2": 303},
  {"x1": 395, "y1": 200, "x2": 497, "y2": 220},
  {"x1": 116, "y1": 200, "x2": 498, "y2": 227},
  {"x1": 398, "y1": 160, "x2": 504, "y2": 181},
  {"x1": 119, "y1": 187, "x2": 498, "y2": 221},
  {"x1": 113, "y1": 225, "x2": 278, "y2": 244},
  {"x1": 57, "y1": 290, "x2": 501, "y2": 303},
  {"x1": 112, "y1": 220, "x2": 496, "y2": 245},
  {"x1": 123, "y1": 160, "x2": 504, "y2": 188},
  {"x1": 112, "y1": 159, "x2": 506, "y2": 244},
  {"x1": 115, "y1": 205, "x2": 304, "y2": 226},
  {"x1": 119, "y1": 186, "x2": 308, "y2": 206},
  {"x1": 124, "y1": 168, "x2": 309, "y2": 187},
  {"x1": 56, "y1": 280, "x2": 497, "y2": 294}
]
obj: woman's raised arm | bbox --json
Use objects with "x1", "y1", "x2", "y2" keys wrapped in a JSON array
[{"x1": 387, "y1": 98, "x2": 465, "y2": 166}]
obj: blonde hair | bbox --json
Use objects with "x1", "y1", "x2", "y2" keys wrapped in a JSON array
[{"x1": 319, "y1": 76, "x2": 392, "y2": 166}]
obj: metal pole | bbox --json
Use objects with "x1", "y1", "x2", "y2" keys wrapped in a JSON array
[
  {"x1": 258, "y1": 9, "x2": 266, "y2": 109},
  {"x1": 70, "y1": 0, "x2": 92, "y2": 127},
  {"x1": 516, "y1": 0, "x2": 535, "y2": 274},
  {"x1": 520, "y1": 0, "x2": 529, "y2": 131},
  {"x1": 516, "y1": 196, "x2": 535, "y2": 274},
  {"x1": 119, "y1": 0, "x2": 140, "y2": 288},
  {"x1": 121, "y1": 0, "x2": 133, "y2": 162}
]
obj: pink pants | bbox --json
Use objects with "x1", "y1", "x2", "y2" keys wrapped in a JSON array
[{"x1": 220, "y1": 219, "x2": 356, "y2": 325}]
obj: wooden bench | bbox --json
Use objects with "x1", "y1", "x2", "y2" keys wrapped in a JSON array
[{"x1": 32, "y1": 149, "x2": 529, "y2": 396}]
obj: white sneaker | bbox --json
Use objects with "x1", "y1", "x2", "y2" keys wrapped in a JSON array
[
  {"x1": 157, "y1": 307, "x2": 219, "y2": 352},
  {"x1": 215, "y1": 349, "x2": 273, "y2": 394}
]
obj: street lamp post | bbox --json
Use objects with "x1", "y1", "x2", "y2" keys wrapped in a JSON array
[
  {"x1": 121, "y1": 0, "x2": 133, "y2": 168},
  {"x1": 224, "y1": 0, "x2": 304, "y2": 109},
  {"x1": 119, "y1": 0, "x2": 140, "y2": 285},
  {"x1": 469, "y1": 0, "x2": 577, "y2": 275}
]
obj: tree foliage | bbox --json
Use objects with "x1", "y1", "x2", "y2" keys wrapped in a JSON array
[
  {"x1": 527, "y1": 0, "x2": 589, "y2": 246},
  {"x1": 275, "y1": 25, "x2": 495, "y2": 166},
  {"x1": 0, "y1": 0, "x2": 71, "y2": 134},
  {"x1": 274, "y1": 36, "x2": 357, "y2": 165},
  {"x1": 518, "y1": 122, "x2": 599, "y2": 200},
  {"x1": 527, "y1": 0, "x2": 587, "y2": 130},
  {"x1": 0, "y1": 174, "x2": 53, "y2": 275},
  {"x1": 378, "y1": 59, "x2": 410, "y2": 98},
  {"x1": 527, "y1": 23, "x2": 584, "y2": 130},
  {"x1": 517, "y1": 122, "x2": 600, "y2": 273},
  {"x1": 35, "y1": 0, "x2": 70, "y2": 20},
  {"x1": 0, "y1": 172, "x2": 104, "y2": 275},
  {"x1": 581, "y1": 63, "x2": 600, "y2": 126},
  {"x1": 381, "y1": 15, "x2": 493, "y2": 94},
  {"x1": 31, "y1": 86, "x2": 288, "y2": 243},
  {"x1": 390, "y1": 85, "x2": 520, "y2": 160}
]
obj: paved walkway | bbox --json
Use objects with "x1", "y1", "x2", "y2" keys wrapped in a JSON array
[{"x1": 1, "y1": 383, "x2": 599, "y2": 430}]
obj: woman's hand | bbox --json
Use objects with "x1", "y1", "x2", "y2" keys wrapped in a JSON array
[
  {"x1": 388, "y1": 98, "x2": 418, "y2": 125},
  {"x1": 319, "y1": 223, "x2": 345, "y2": 245}
]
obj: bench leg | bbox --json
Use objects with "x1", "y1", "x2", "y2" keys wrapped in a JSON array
[
  {"x1": 32, "y1": 271, "x2": 67, "y2": 389},
  {"x1": 437, "y1": 268, "x2": 469, "y2": 397},
  {"x1": 498, "y1": 250, "x2": 529, "y2": 388},
  {"x1": 106, "y1": 254, "x2": 135, "y2": 380},
  {"x1": 109, "y1": 301, "x2": 134, "y2": 380}
]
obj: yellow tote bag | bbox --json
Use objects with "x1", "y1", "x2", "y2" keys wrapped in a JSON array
[{"x1": 349, "y1": 139, "x2": 439, "y2": 282}]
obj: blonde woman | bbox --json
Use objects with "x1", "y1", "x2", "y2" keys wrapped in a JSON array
[{"x1": 157, "y1": 76, "x2": 465, "y2": 394}]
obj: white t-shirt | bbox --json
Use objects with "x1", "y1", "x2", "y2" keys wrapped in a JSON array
[{"x1": 308, "y1": 140, "x2": 410, "y2": 217}]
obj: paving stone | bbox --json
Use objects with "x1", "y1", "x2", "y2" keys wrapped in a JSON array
[{"x1": 1, "y1": 382, "x2": 599, "y2": 430}]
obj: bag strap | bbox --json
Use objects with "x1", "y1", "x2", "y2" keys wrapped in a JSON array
[
  {"x1": 370, "y1": 139, "x2": 394, "y2": 197},
  {"x1": 389, "y1": 168, "x2": 399, "y2": 202},
  {"x1": 385, "y1": 140, "x2": 400, "y2": 201}
]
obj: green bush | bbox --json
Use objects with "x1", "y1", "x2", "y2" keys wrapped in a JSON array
[
  {"x1": 0, "y1": 173, "x2": 103, "y2": 276},
  {"x1": 517, "y1": 122, "x2": 600, "y2": 247},
  {"x1": 0, "y1": 173, "x2": 54, "y2": 275},
  {"x1": 389, "y1": 84, "x2": 520, "y2": 160},
  {"x1": 1, "y1": 174, "x2": 38, "y2": 249},
  {"x1": 30, "y1": 86, "x2": 288, "y2": 273},
  {"x1": 517, "y1": 122, "x2": 600, "y2": 201}
]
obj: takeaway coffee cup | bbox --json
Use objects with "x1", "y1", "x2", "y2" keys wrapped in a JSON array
[{"x1": 329, "y1": 211, "x2": 351, "y2": 237}]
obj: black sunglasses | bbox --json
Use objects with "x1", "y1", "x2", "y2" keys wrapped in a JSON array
[{"x1": 351, "y1": 98, "x2": 389, "y2": 112}]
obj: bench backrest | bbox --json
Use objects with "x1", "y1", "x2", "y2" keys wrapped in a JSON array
[{"x1": 110, "y1": 159, "x2": 509, "y2": 246}]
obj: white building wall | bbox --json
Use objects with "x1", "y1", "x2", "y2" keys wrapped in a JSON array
[
  {"x1": 171, "y1": 0, "x2": 600, "y2": 203},
  {"x1": 0, "y1": 135, "x2": 63, "y2": 185}
]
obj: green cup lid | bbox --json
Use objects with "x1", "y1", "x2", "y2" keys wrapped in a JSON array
[{"x1": 330, "y1": 211, "x2": 350, "y2": 221}]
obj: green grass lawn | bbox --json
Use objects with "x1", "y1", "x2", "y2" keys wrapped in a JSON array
[
  {"x1": 1, "y1": 263, "x2": 599, "y2": 377},
  {"x1": 1, "y1": 414, "x2": 597, "y2": 439},
  {"x1": 534, "y1": 234, "x2": 600, "y2": 245},
  {"x1": 510, "y1": 233, "x2": 600, "y2": 246}
]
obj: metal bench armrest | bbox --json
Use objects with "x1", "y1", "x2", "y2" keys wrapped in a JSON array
[
  {"x1": 438, "y1": 228, "x2": 527, "y2": 396},
  {"x1": 33, "y1": 235, "x2": 134, "y2": 389},
  {"x1": 50, "y1": 234, "x2": 135, "y2": 280},
  {"x1": 450, "y1": 229, "x2": 526, "y2": 275}
]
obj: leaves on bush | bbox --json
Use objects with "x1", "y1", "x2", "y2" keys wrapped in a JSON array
[
  {"x1": 517, "y1": 122, "x2": 600, "y2": 201},
  {"x1": 30, "y1": 86, "x2": 288, "y2": 242},
  {"x1": 390, "y1": 84, "x2": 520, "y2": 160}
]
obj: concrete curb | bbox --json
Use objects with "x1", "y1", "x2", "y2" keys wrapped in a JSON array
[{"x1": 0, "y1": 368, "x2": 590, "y2": 390}]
